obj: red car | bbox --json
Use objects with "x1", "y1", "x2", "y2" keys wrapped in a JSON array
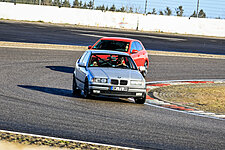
[{"x1": 88, "y1": 37, "x2": 149, "y2": 77}]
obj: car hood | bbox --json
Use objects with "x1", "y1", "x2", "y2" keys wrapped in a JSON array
[{"x1": 89, "y1": 68, "x2": 143, "y2": 80}]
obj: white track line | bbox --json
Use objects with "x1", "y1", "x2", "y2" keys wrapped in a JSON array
[
  {"x1": 146, "y1": 79, "x2": 225, "y2": 84},
  {"x1": 71, "y1": 29, "x2": 187, "y2": 41},
  {"x1": 145, "y1": 103, "x2": 225, "y2": 121}
]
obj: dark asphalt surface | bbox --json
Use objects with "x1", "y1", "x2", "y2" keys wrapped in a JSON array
[
  {"x1": 0, "y1": 20, "x2": 225, "y2": 149},
  {"x1": 0, "y1": 47, "x2": 225, "y2": 149},
  {"x1": 0, "y1": 20, "x2": 225, "y2": 55}
]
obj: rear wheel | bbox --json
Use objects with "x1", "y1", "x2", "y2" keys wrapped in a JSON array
[{"x1": 134, "y1": 93, "x2": 146, "y2": 104}]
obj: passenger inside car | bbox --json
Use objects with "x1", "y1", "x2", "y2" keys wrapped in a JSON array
[{"x1": 116, "y1": 56, "x2": 127, "y2": 68}]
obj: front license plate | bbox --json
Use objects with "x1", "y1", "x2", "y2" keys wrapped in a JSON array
[{"x1": 111, "y1": 86, "x2": 128, "y2": 91}]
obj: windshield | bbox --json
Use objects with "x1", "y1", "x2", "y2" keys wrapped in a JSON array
[
  {"x1": 92, "y1": 40, "x2": 130, "y2": 52},
  {"x1": 88, "y1": 54, "x2": 137, "y2": 70}
]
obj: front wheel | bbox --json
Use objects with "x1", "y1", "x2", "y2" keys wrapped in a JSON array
[
  {"x1": 83, "y1": 78, "x2": 90, "y2": 98},
  {"x1": 72, "y1": 75, "x2": 80, "y2": 96},
  {"x1": 134, "y1": 93, "x2": 146, "y2": 104},
  {"x1": 144, "y1": 61, "x2": 148, "y2": 70},
  {"x1": 141, "y1": 61, "x2": 148, "y2": 78},
  {"x1": 141, "y1": 70, "x2": 147, "y2": 78}
]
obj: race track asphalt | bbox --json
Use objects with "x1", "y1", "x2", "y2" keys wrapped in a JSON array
[{"x1": 0, "y1": 46, "x2": 225, "y2": 149}]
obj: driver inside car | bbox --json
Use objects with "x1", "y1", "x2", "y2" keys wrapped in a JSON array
[
  {"x1": 91, "y1": 61, "x2": 98, "y2": 66},
  {"x1": 90, "y1": 57, "x2": 99, "y2": 67}
]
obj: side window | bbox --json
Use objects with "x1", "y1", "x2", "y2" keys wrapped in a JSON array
[
  {"x1": 130, "y1": 42, "x2": 137, "y2": 53},
  {"x1": 135, "y1": 41, "x2": 143, "y2": 51}
]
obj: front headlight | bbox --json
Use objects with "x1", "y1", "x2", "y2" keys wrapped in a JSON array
[
  {"x1": 92, "y1": 78, "x2": 108, "y2": 83},
  {"x1": 130, "y1": 80, "x2": 143, "y2": 85}
]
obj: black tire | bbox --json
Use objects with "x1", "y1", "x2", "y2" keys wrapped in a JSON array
[
  {"x1": 141, "y1": 70, "x2": 147, "y2": 78},
  {"x1": 83, "y1": 78, "x2": 90, "y2": 98},
  {"x1": 72, "y1": 75, "x2": 80, "y2": 96},
  {"x1": 144, "y1": 61, "x2": 148, "y2": 70},
  {"x1": 134, "y1": 93, "x2": 146, "y2": 104},
  {"x1": 141, "y1": 61, "x2": 148, "y2": 78}
]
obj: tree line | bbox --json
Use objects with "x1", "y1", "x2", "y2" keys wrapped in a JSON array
[
  {"x1": 61, "y1": 0, "x2": 207, "y2": 18},
  {"x1": 149, "y1": 6, "x2": 206, "y2": 18}
]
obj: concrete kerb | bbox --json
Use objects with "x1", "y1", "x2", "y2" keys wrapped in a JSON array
[{"x1": 146, "y1": 79, "x2": 225, "y2": 120}]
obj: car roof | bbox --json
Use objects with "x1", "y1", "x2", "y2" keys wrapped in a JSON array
[
  {"x1": 99, "y1": 37, "x2": 136, "y2": 42},
  {"x1": 89, "y1": 50, "x2": 130, "y2": 56}
]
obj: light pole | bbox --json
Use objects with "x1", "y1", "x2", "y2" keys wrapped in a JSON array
[
  {"x1": 196, "y1": 0, "x2": 199, "y2": 18},
  {"x1": 144, "y1": 0, "x2": 147, "y2": 14}
]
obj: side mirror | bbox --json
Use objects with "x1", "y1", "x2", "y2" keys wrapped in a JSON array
[
  {"x1": 132, "y1": 49, "x2": 138, "y2": 54},
  {"x1": 88, "y1": 45, "x2": 92, "y2": 49},
  {"x1": 78, "y1": 62, "x2": 86, "y2": 67},
  {"x1": 139, "y1": 66, "x2": 146, "y2": 72}
]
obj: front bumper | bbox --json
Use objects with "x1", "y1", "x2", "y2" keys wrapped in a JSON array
[{"x1": 89, "y1": 85, "x2": 146, "y2": 98}]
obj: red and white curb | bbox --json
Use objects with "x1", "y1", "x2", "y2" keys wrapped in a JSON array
[{"x1": 145, "y1": 79, "x2": 225, "y2": 120}]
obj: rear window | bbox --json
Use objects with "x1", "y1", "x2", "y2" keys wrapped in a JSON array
[{"x1": 92, "y1": 40, "x2": 130, "y2": 52}]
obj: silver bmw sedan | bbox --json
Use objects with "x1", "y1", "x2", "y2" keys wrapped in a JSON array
[{"x1": 73, "y1": 50, "x2": 146, "y2": 104}]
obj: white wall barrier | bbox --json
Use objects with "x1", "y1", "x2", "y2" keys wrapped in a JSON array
[{"x1": 0, "y1": 2, "x2": 225, "y2": 37}]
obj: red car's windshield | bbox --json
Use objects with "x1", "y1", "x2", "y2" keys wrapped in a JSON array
[{"x1": 92, "y1": 40, "x2": 130, "y2": 52}]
